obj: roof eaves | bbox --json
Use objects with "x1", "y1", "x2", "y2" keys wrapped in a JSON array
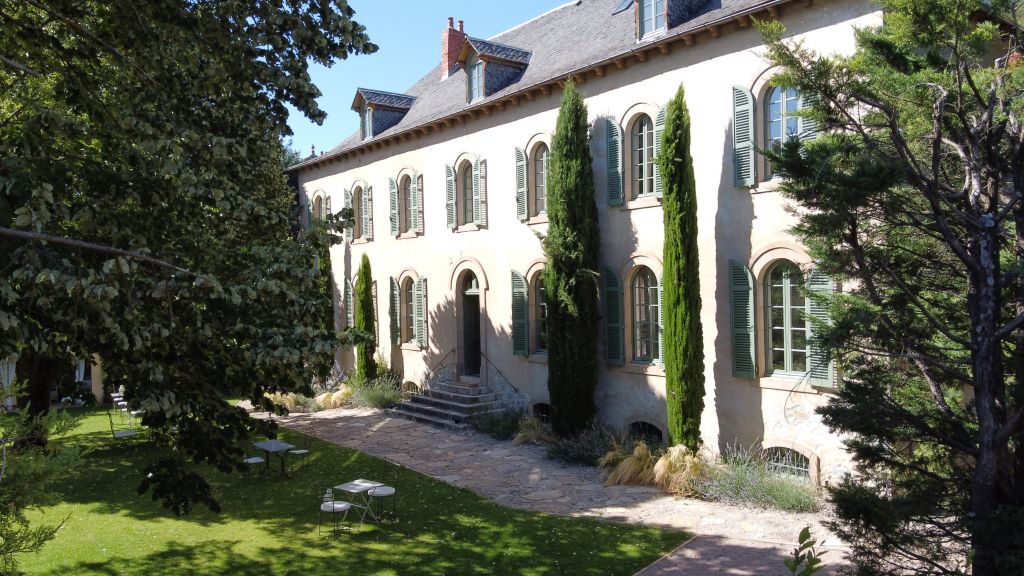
[{"x1": 288, "y1": 0, "x2": 795, "y2": 174}]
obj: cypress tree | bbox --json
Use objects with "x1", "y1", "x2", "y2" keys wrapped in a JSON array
[
  {"x1": 354, "y1": 253, "x2": 377, "y2": 381},
  {"x1": 658, "y1": 84, "x2": 704, "y2": 450},
  {"x1": 542, "y1": 80, "x2": 601, "y2": 436}
]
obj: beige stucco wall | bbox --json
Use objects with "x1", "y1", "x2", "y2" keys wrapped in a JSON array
[{"x1": 297, "y1": 0, "x2": 880, "y2": 483}]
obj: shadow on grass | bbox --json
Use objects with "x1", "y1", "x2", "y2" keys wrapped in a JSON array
[{"x1": 36, "y1": 409, "x2": 688, "y2": 576}]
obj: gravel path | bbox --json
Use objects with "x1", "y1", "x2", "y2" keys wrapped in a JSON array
[{"x1": 275, "y1": 407, "x2": 849, "y2": 575}]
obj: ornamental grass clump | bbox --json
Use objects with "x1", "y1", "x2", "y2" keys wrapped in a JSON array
[
  {"x1": 603, "y1": 441, "x2": 658, "y2": 486},
  {"x1": 653, "y1": 444, "x2": 710, "y2": 496},
  {"x1": 512, "y1": 415, "x2": 553, "y2": 445},
  {"x1": 547, "y1": 422, "x2": 627, "y2": 465}
]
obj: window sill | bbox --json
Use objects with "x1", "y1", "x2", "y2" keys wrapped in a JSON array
[
  {"x1": 758, "y1": 373, "x2": 823, "y2": 394},
  {"x1": 352, "y1": 238, "x2": 369, "y2": 245},
  {"x1": 527, "y1": 352, "x2": 548, "y2": 364},
  {"x1": 615, "y1": 362, "x2": 665, "y2": 377},
  {"x1": 455, "y1": 223, "x2": 481, "y2": 233},
  {"x1": 526, "y1": 214, "x2": 549, "y2": 226},
  {"x1": 620, "y1": 196, "x2": 661, "y2": 211},
  {"x1": 398, "y1": 231, "x2": 419, "y2": 240},
  {"x1": 400, "y1": 342, "x2": 422, "y2": 352}
]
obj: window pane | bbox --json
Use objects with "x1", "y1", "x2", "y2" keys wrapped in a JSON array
[
  {"x1": 791, "y1": 351, "x2": 806, "y2": 372},
  {"x1": 772, "y1": 349, "x2": 786, "y2": 370},
  {"x1": 536, "y1": 280, "x2": 547, "y2": 352},
  {"x1": 791, "y1": 329, "x2": 806, "y2": 350}
]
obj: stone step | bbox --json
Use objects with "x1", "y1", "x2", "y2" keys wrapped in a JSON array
[
  {"x1": 424, "y1": 388, "x2": 497, "y2": 404},
  {"x1": 386, "y1": 407, "x2": 467, "y2": 430},
  {"x1": 457, "y1": 375, "x2": 481, "y2": 386},
  {"x1": 394, "y1": 400, "x2": 473, "y2": 423},
  {"x1": 408, "y1": 393, "x2": 502, "y2": 414},
  {"x1": 426, "y1": 382, "x2": 484, "y2": 396}
]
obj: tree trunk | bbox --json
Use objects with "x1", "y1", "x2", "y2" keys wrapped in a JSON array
[{"x1": 14, "y1": 352, "x2": 59, "y2": 447}]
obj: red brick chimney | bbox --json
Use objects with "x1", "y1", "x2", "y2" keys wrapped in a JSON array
[{"x1": 441, "y1": 17, "x2": 466, "y2": 80}]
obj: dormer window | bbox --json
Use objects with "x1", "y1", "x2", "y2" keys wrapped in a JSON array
[
  {"x1": 467, "y1": 54, "x2": 484, "y2": 102},
  {"x1": 639, "y1": 0, "x2": 666, "y2": 38},
  {"x1": 360, "y1": 104, "x2": 373, "y2": 140}
]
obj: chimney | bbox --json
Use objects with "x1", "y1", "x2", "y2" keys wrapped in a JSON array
[{"x1": 441, "y1": 17, "x2": 466, "y2": 80}]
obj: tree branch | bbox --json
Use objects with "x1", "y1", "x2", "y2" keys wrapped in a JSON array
[{"x1": 0, "y1": 227, "x2": 197, "y2": 277}]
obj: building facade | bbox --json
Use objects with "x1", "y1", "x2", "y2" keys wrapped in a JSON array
[{"x1": 291, "y1": 0, "x2": 882, "y2": 484}]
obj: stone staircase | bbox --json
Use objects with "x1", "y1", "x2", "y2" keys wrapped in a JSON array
[{"x1": 387, "y1": 375, "x2": 502, "y2": 430}]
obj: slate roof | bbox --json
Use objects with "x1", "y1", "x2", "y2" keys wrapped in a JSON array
[
  {"x1": 464, "y1": 37, "x2": 532, "y2": 65},
  {"x1": 292, "y1": 0, "x2": 790, "y2": 171},
  {"x1": 351, "y1": 88, "x2": 416, "y2": 111}
]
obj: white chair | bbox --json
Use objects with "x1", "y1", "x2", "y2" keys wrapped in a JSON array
[
  {"x1": 287, "y1": 430, "x2": 313, "y2": 472},
  {"x1": 318, "y1": 488, "x2": 352, "y2": 537},
  {"x1": 107, "y1": 411, "x2": 138, "y2": 441},
  {"x1": 368, "y1": 462, "x2": 400, "y2": 520},
  {"x1": 242, "y1": 452, "x2": 266, "y2": 478}
]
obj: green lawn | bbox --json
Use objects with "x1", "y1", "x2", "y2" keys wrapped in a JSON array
[{"x1": 21, "y1": 409, "x2": 688, "y2": 575}]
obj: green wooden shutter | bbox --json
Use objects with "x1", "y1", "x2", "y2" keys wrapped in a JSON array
[
  {"x1": 606, "y1": 118, "x2": 624, "y2": 205},
  {"x1": 389, "y1": 277, "x2": 399, "y2": 346},
  {"x1": 344, "y1": 279, "x2": 354, "y2": 329},
  {"x1": 808, "y1": 268, "x2": 836, "y2": 388},
  {"x1": 413, "y1": 174, "x2": 423, "y2": 233},
  {"x1": 414, "y1": 277, "x2": 428, "y2": 348},
  {"x1": 472, "y1": 158, "x2": 487, "y2": 226},
  {"x1": 604, "y1": 268, "x2": 625, "y2": 364},
  {"x1": 798, "y1": 91, "x2": 821, "y2": 141},
  {"x1": 515, "y1": 147, "x2": 528, "y2": 221},
  {"x1": 512, "y1": 270, "x2": 529, "y2": 356},
  {"x1": 445, "y1": 165, "x2": 456, "y2": 230},
  {"x1": 653, "y1": 106, "x2": 667, "y2": 199},
  {"x1": 729, "y1": 259, "x2": 755, "y2": 378},
  {"x1": 732, "y1": 86, "x2": 757, "y2": 187},
  {"x1": 389, "y1": 178, "x2": 399, "y2": 237},
  {"x1": 343, "y1": 189, "x2": 352, "y2": 242},
  {"x1": 362, "y1": 187, "x2": 373, "y2": 241}
]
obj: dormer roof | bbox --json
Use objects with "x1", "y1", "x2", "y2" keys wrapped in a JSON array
[
  {"x1": 350, "y1": 88, "x2": 416, "y2": 111},
  {"x1": 457, "y1": 37, "x2": 532, "y2": 66}
]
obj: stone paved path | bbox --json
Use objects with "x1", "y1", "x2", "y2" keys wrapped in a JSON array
[{"x1": 276, "y1": 407, "x2": 848, "y2": 575}]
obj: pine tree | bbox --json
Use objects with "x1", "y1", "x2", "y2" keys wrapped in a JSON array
[
  {"x1": 354, "y1": 254, "x2": 377, "y2": 381},
  {"x1": 542, "y1": 80, "x2": 601, "y2": 436},
  {"x1": 658, "y1": 85, "x2": 704, "y2": 450}
]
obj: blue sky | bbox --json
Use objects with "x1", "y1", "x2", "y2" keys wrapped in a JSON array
[{"x1": 285, "y1": 0, "x2": 568, "y2": 157}]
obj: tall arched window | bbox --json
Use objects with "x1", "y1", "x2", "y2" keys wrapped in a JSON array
[
  {"x1": 535, "y1": 277, "x2": 547, "y2": 353},
  {"x1": 352, "y1": 186, "x2": 363, "y2": 238},
  {"x1": 402, "y1": 277, "x2": 414, "y2": 342},
  {"x1": 766, "y1": 261, "x2": 808, "y2": 374},
  {"x1": 459, "y1": 162, "x2": 474, "y2": 225},
  {"x1": 632, "y1": 267, "x2": 659, "y2": 363},
  {"x1": 400, "y1": 175, "x2": 412, "y2": 234},
  {"x1": 312, "y1": 196, "x2": 323, "y2": 224},
  {"x1": 631, "y1": 114, "x2": 655, "y2": 199},
  {"x1": 533, "y1": 143, "x2": 548, "y2": 216},
  {"x1": 765, "y1": 87, "x2": 800, "y2": 178}
]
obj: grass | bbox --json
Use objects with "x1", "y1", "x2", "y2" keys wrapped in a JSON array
[
  {"x1": 694, "y1": 445, "x2": 822, "y2": 513},
  {"x1": 21, "y1": 409, "x2": 688, "y2": 575}
]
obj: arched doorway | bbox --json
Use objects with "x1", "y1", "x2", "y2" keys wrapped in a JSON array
[{"x1": 462, "y1": 273, "x2": 481, "y2": 376}]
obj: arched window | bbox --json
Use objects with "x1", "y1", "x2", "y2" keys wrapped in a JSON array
[
  {"x1": 632, "y1": 267, "x2": 659, "y2": 363},
  {"x1": 535, "y1": 276, "x2": 547, "y2": 353},
  {"x1": 766, "y1": 261, "x2": 809, "y2": 374},
  {"x1": 533, "y1": 143, "x2": 548, "y2": 216},
  {"x1": 765, "y1": 447, "x2": 811, "y2": 480},
  {"x1": 400, "y1": 175, "x2": 413, "y2": 234},
  {"x1": 629, "y1": 421, "x2": 663, "y2": 445},
  {"x1": 459, "y1": 162, "x2": 474, "y2": 226},
  {"x1": 765, "y1": 87, "x2": 800, "y2": 178},
  {"x1": 467, "y1": 54, "x2": 484, "y2": 102},
  {"x1": 352, "y1": 186, "x2": 363, "y2": 239},
  {"x1": 631, "y1": 114, "x2": 655, "y2": 199},
  {"x1": 533, "y1": 403, "x2": 551, "y2": 424},
  {"x1": 401, "y1": 278, "x2": 415, "y2": 342}
]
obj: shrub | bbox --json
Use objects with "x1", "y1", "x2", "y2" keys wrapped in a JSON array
[
  {"x1": 512, "y1": 415, "x2": 553, "y2": 445},
  {"x1": 351, "y1": 376, "x2": 401, "y2": 409},
  {"x1": 547, "y1": 422, "x2": 628, "y2": 466},
  {"x1": 468, "y1": 409, "x2": 522, "y2": 440},
  {"x1": 294, "y1": 394, "x2": 322, "y2": 413},
  {"x1": 652, "y1": 444, "x2": 711, "y2": 496},
  {"x1": 604, "y1": 441, "x2": 658, "y2": 486},
  {"x1": 694, "y1": 444, "x2": 821, "y2": 513}
]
